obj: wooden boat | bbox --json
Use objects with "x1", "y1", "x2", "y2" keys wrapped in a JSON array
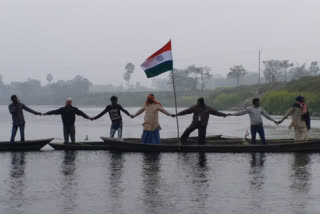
[
  {"x1": 49, "y1": 135, "x2": 320, "y2": 152},
  {"x1": 0, "y1": 138, "x2": 54, "y2": 151},
  {"x1": 100, "y1": 137, "x2": 320, "y2": 153},
  {"x1": 49, "y1": 141, "x2": 111, "y2": 150},
  {"x1": 49, "y1": 135, "x2": 236, "y2": 151}
]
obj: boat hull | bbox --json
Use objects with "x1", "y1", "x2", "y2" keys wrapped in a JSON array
[
  {"x1": 101, "y1": 137, "x2": 320, "y2": 153},
  {"x1": 48, "y1": 135, "x2": 233, "y2": 150},
  {"x1": 0, "y1": 138, "x2": 54, "y2": 151},
  {"x1": 49, "y1": 142, "x2": 112, "y2": 150}
]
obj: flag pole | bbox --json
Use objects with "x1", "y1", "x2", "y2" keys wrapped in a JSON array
[
  {"x1": 170, "y1": 40, "x2": 180, "y2": 144},
  {"x1": 171, "y1": 69, "x2": 180, "y2": 145}
]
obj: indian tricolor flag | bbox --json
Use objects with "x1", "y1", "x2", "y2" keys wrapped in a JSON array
[{"x1": 141, "y1": 40, "x2": 173, "y2": 78}]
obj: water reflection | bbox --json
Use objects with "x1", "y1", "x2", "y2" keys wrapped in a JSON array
[
  {"x1": 108, "y1": 152, "x2": 125, "y2": 211},
  {"x1": 198, "y1": 152, "x2": 208, "y2": 169},
  {"x1": 290, "y1": 153, "x2": 311, "y2": 214},
  {"x1": 192, "y1": 153, "x2": 209, "y2": 207},
  {"x1": 60, "y1": 151, "x2": 78, "y2": 214},
  {"x1": 249, "y1": 153, "x2": 265, "y2": 190},
  {"x1": 8, "y1": 152, "x2": 26, "y2": 214},
  {"x1": 291, "y1": 153, "x2": 311, "y2": 192},
  {"x1": 10, "y1": 152, "x2": 26, "y2": 178},
  {"x1": 247, "y1": 153, "x2": 266, "y2": 212},
  {"x1": 179, "y1": 153, "x2": 209, "y2": 213},
  {"x1": 141, "y1": 153, "x2": 162, "y2": 214}
]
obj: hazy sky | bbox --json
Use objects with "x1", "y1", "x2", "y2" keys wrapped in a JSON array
[{"x1": 0, "y1": 0, "x2": 319, "y2": 86}]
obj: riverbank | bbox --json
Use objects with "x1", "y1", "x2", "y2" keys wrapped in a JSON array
[
  {"x1": 205, "y1": 76, "x2": 320, "y2": 115},
  {"x1": 2, "y1": 76, "x2": 319, "y2": 115}
]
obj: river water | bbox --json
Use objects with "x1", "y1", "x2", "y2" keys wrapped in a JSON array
[{"x1": 1, "y1": 106, "x2": 320, "y2": 214}]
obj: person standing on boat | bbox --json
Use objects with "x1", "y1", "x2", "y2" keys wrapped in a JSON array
[
  {"x1": 8, "y1": 95, "x2": 42, "y2": 142},
  {"x1": 92, "y1": 96, "x2": 132, "y2": 138},
  {"x1": 228, "y1": 98, "x2": 277, "y2": 144},
  {"x1": 174, "y1": 98, "x2": 227, "y2": 145},
  {"x1": 132, "y1": 94, "x2": 174, "y2": 144},
  {"x1": 44, "y1": 98, "x2": 91, "y2": 144},
  {"x1": 277, "y1": 95, "x2": 310, "y2": 140}
]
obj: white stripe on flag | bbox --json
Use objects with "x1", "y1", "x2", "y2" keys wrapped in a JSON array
[{"x1": 141, "y1": 50, "x2": 172, "y2": 71}]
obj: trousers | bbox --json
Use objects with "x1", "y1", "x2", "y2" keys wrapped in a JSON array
[
  {"x1": 110, "y1": 123, "x2": 123, "y2": 138},
  {"x1": 250, "y1": 125, "x2": 266, "y2": 144},
  {"x1": 181, "y1": 122, "x2": 207, "y2": 144},
  {"x1": 10, "y1": 124, "x2": 25, "y2": 142},
  {"x1": 63, "y1": 125, "x2": 76, "y2": 143}
]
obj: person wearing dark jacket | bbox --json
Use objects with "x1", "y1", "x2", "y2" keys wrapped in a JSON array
[
  {"x1": 174, "y1": 98, "x2": 227, "y2": 144},
  {"x1": 92, "y1": 96, "x2": 132, "y2": 138},
  {"x1": 44, "y1": 98, "x2": 90, "y2": 143},
  {"x1": 8, "y1": 95, "x2": 42, "y2": 142}
]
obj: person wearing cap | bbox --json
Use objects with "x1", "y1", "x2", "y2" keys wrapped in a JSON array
[
  {"x1": 228, "y1": 98, "x2": 277, "y2": 144},
  {"x1": 44, "y1": 98, "x2": 91, "y2": 143},
  {"x1": 277, "y1": 95, "x2": 311, "y2": 140},
  {"x1": 132, "y1": 94, "x2": 174, "y2": 144},
  {"x1": 8, "y1": 95, "x2": 42, "y2": 142},
  {"x1": 92, "y1": 96, "x2": 132, "y2": 138},
  {"x1": 174, "y1": 97, "x2": 227, "y2": 145}
]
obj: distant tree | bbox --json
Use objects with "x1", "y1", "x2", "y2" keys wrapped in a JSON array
[
  {"x1": 227, "y1": 65, "x2": 247, "y2": 87},
  {"x1": 46, "y1": 73, "x2": 53, "y2": 83},
  {"x1": 186, "y1": 65, "x2": 213, "y2": 91},
  {"x1": 309, "y1": 61, "x2": 320, "y2": 76},
  {"x1": 124, "y1": 63, "x2": 135, "y2": 89},
  {"x1": 123, "y1": 72, "x2": 130, "y2": 89},
  {"x1": 263, "y1": 60, "x2": 283, "y2": 83},
  {"x1": 70, "y1": 75, "x2": 92, "y2": 92},
  {"x1": 168, "y1": 68, "x2": 198, "y2": 91},
  {"x1": 289, "y1": 64, "x2": 309, "y2": 80},
  {"x1": 281, "y1": 60, "x2": 294, "y2": 82},
  {"x1": 152, "y1": 78, "x2": 170, "y2": 91},
  {"x1": 125, "y1": 63, "x2": 135, "y2": 74},
  {"x1": 263, "y1": 60, "x2": 294, "y2": 83}
]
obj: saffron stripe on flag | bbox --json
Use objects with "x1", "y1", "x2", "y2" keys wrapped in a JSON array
[{"x1": 146, "y1": 41, "x2": 172, "y2": 60}]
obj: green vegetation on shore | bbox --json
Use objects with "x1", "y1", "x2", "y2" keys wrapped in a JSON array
[
  {"x1": 205, "y1": 76, "x2": 320, "y2": 115},
  {"x1": 86, "y1": 76, "x2": 320, "y2": 115}
]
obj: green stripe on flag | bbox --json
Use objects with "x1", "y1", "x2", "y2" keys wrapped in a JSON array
[{"x1": 144, "y1": 61, "x2": 173, "y2": 78}]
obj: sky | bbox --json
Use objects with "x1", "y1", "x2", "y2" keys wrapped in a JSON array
[{"x1": 0, "y1": 0, "x2": 319, "y2": 86}]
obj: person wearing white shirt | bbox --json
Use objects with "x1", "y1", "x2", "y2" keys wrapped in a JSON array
[{"x1": 228, "y1": 98, "x2": 277, "y2": 144}]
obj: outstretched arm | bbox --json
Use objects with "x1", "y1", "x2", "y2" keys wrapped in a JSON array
[
  {"x1": 261, "y1": 109, "x2": 276, "y2": 122},
  {"x1": 93, "y1": 107, "x2": 109, "y2": 120},
  {"x1": 208, "y1": 107, "x2": 227, "y2": 117},
  {"x1": 133, "y1": 106, "x2": 145, "y2": 117},
  {"x1": 45, "y1": 108, "x2": 63, "y2": 115},
  {"x1": 22, "y1": 104, "x2": 41, "y2": 115},
  {"x1": 75, "y1": 108, "x2": 90, "y2": 119},
  {"x1": 176, "y1": 106, "x2": 194, "y2": 116},
  {"x1": 158, "y1": 106, "x2": 172, "y2": 117},
  {"x1": 278, "y1": 107, "x2": 294, "y2": 124},
  {"x1": 119, "y1": 105, "x2": 131, "y2": 117},
  {"x1": 229, "y1": 109, "x2": 249, "y2": 116}
]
